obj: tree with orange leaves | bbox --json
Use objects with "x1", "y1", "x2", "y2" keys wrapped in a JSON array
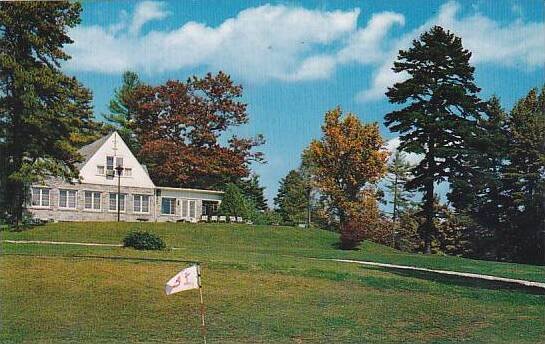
[
  {"x1": 130, "y1": 72, "x2": 264, "y2": 189},
  {"x1": 306, "y1": 107, "x2": 388, "y2": 248}
]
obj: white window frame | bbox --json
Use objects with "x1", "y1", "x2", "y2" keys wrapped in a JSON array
[
  {"x1": 109, "y1": 193, "x2": 126, "y2": 212},
  {"x1": 133, "y1": 194, "x2": 150, "y2": 213},
  {"x1": 124, "y1": 168, "x2": 132, "y2": 177},
  {"x1": 31, "y1": 187, "x2": 50, "y2": 208},
  {"x1": 59, "y1": 189, "x2": 77, "y2": 209},
  {"x1": 84, "y1": 191, "x2": 101, "y2": 211},
  {"x1": 96, "y1": 165, "x2": 105, "y2": 176},
  {"x1": 161, "y1": 197, "x2": 176, "y2": 215}
]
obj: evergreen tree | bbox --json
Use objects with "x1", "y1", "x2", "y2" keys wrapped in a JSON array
[
  {"x1": 218, "y1": 183, "x2": 253, "y2": 218},
  {"x1": 104, "y1": 71, "x2": 142, "y2": 153},
  {"x1": 237, "y1": 174, "x2": 268, "y2": 211},
  {"x1": 500, "y1": 87, "x2": 545, "y2": 263},
  {"x1": 385, "y1": 150, "x2": 414, "y2": 223},
  {"x1": 0, "y1": 2, "x2": 103, "y2": 224},
  {"x1": 385, "y1": 26, "x2": 484, "y2": 253},
  {"x1": 274, "y1": 170, "x2": 309, "y2": 225}
]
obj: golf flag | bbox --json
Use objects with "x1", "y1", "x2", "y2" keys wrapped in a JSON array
[{"x1": 165, "y1": 265, "x2": 200, "y2": 295}]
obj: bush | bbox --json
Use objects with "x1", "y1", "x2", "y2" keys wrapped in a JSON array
[{"x1": 122, "y1": 231, "x2": 165, "y2": 250}]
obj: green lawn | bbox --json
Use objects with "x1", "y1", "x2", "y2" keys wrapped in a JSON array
[{"x1": 1, "y1": 222, "x2": 544, "y2": 343}]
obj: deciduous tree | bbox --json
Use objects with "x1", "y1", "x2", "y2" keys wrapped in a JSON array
[
  {"x1": 307, "y1": 107, "x2": 388, "y2": 247},
  {"x1": 131, "y1": 72, "x2": 264, "y2": 189}
]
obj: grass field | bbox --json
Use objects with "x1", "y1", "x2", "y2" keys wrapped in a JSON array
[{"x1": 1, "y1": 222, "x2": 544, "y2": 343}]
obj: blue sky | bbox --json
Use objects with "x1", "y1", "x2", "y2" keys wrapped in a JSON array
[{"x1": 65, "y1": 0, "x2": 544, "y2": 205}]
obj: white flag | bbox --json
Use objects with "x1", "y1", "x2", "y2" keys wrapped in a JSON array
[{"x1": 165, "y1": 265, "x2": 200, "y2": 296}]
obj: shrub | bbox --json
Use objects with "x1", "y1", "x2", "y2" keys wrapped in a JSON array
[
  {"x1": 123, "y1": 231, "x2": 165, "y2": 250},
  {"x1": 339, "y1": 219, "x2": 365, "y2": 250}
]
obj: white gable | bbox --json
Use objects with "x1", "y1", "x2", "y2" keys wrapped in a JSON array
[{"x1": 79, "y1": 132, "x2": 155, "y2": 188}]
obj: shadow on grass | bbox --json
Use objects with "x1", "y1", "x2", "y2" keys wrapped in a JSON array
[
  {"x1": 330, "y1": 242, "x2": 361, "y2": 251},
  {"x1": 364, "y1": 266, "x2": 545, "y2": 295}
]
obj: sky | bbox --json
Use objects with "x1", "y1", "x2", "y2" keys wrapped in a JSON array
[{"x1": 64, "y1": 0, "x2": 545, "y2": 206}]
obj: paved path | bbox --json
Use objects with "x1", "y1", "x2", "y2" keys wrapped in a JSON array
[
  {"x1": 3, "y1": 240, "x2": 122, "y2": 247},
  {"x1": 3, "y1": 239, "x2": 545, "y2": 290},
  {"x1": 319, "y1": 258, "x2": 545, "y2": 289}
]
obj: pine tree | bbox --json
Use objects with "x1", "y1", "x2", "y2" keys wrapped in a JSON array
[
  {"x1": 237, "y1": 174, "x2": 268, "y2": 211},
  {"x1": 274, "y1": 170, "x2": 309, "y2": 225},
  {"x1": 500, "y1": 87, "x2": 545, "y2": 263},
  {"x1": 0, "y1": 2, "x2": 103, "y2": 224},
  {"x1": 385, "y1": 150, "x2": 414, "y2": 223},
  {"x1": 104, "y1": 71, "x2": 142, "y2": 153},
  {"x1": 385, "y1": 26, "x2": 484, "y2": 253}
]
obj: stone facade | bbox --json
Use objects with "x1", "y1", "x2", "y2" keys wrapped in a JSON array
[{"x1": 28, "y1": 179, "x2": 222, "y2": 223}]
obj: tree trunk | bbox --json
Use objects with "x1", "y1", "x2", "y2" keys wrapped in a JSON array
[{"x1": 423, "y1": 178, "x2": 434, "y2": 254}]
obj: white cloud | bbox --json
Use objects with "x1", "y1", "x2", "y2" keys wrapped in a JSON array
[
  {"x1": 337, "y1": 12, "x2": 405, "y2": 64},
  {"x1": 129, "y1": 1, "x2": 169, "y2": 35},
  {"x1": 65, "y1": 1, "x2": 544, "y2": 91},
  {"x1": 357, "y1": 1, "x2": 545, "y2": 102},
  {"x1": 384, "y1": 137, "x2": 423, "y2": 166},
  {"x1": 65, "y1": 4, "x2": 360, "y2": 81}
]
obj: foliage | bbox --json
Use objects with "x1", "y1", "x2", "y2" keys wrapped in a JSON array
[
  {"x1": 122, "y1": 231, "x2": 166, "y2": 250},
  {"x1": 340, "y1": 190, "x2": 383, "y2": 249},
  {"x1": 247, "y1": 209, "x2": 282, "y2": 226},
  {"x1": 0, "y1": 2, "x2": 105, "y2": 224},
  {"x1": 104, "y1": 71, "x2": 142, "y2": 153},
  {"x1": 395, "y1": 207, "x2": 423, "y2": 252},
  {"x1": 130, "y1": 72, "x2": 265, "y2": 189},
  {"x1": 237, "y1": 174, "x2": 268, "y2": 211},
  {"x1": 384, "y1": 151, "x2": 415, "y2": 222},
  {"x1": 500, "y1": 87, "x2": 545, "y2": 263},
  {"x1": 218, "y1": 183, "x2": 253, "y2": 218},
  {"x1": 307, "y1": 107, "x2": 388, "y2": 229},
  {"x1": 274, "y1": 170, "x2": 309, "y2": 225},
  {"x1": 385, "y1": 26, "x2": 484, "y2": 253}
]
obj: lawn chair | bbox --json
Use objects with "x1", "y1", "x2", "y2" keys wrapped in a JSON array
[
  {"x1": 201, "y1": 215, "x2": 208, "y2": 222},
  {"x1": 236, "y1": 217, "x2": 243, "y2": 223},
  {"x1": 219, "y1": 216, "x2": 226, "y2": 222},
  {"x1": 229, "y1": 216, "x2": 236, "y2": 222},
  {"x1": 211, "y1": 215, "x2": 218, "y2": 222}
]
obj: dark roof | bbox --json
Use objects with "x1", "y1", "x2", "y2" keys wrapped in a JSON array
[{"x1": 77, "y1": 132, "x2": 114, "y2": 168}]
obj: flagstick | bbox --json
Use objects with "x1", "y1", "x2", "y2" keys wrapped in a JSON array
[{"x1": 197, "y1": 264, "x2": 207, "y2": 344}]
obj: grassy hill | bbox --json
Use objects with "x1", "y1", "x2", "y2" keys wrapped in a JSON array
[{"x1": 2, "y1": 222, "x2": 544, "y2": 343}]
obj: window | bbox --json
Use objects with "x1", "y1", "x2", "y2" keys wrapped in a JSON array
[
  {"x1": 109, "y1": 193, "x2": 126, "y2": 212},
  {"x1": 106, "y1": 156, "x2": 114, "y2": 176},
  {"x1": 84, "y1": 191, "x2": 101, "y2": 210},
  {"x1": 134, "y1": 194, "x2": 150, "y2": 213},
  {"x1": 59, "y1": 189, "x2": 77, "y2": 209},
  {"x1": 116, "y1": 157, "x2": 123, "y2": 168},
  {"x1": 31, "y1": 188, "x2": 50, "y2": 207},
  {"x1": 97, "y1": 165, "x2": 105, "y2": 175},
  {"x1": 124, "y1": 168, "x2": 132, "y2": 177},
  {"x1": 161, "y1": 197, "x2": 176, "y2": 215}
]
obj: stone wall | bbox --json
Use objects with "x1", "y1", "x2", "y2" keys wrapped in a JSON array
[
  {"x1": 28, "y1": 179, "x2": 220, "y2": 223},
  {"x1": 28, "y1": 179, "x2": 156, "y2": 222}
]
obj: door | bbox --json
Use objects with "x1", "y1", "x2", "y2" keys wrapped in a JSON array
[{"x1": 181, "y1": 199, "x2": 197, "y2": 222}]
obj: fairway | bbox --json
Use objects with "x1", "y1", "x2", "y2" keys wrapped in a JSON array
[{"x1": 2, "y1": 222, "x2": 544, "y2": 343}]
